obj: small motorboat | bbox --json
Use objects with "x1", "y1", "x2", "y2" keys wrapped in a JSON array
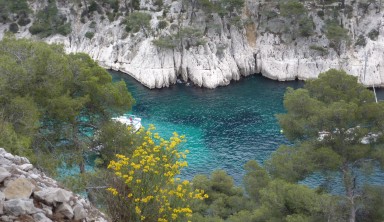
[{"x1": 112, "y1": 115, "x2": 142, "y2": 132}]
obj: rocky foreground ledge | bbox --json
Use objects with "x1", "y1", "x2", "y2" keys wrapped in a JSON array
[{"x1": 0, "y1": 148, "x2": 108, "y2": 222}]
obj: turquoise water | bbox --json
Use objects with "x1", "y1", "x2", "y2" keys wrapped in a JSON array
[{"x1": 110, "y1": 71, "x2": 302, "y2": 183}]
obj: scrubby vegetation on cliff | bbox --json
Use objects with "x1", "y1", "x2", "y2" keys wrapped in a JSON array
[{"x1": 1, "y1": 0, "x2": 381, "y2": 56}]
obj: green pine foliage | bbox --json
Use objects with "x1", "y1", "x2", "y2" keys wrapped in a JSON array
[
  {"x1": 0, "y1": 0, "x2": 30, "y2": 23},
  {"x1": 279, "y1": 0, "x2": 314, "y2": 39},
  {"x1": 124, "y1": 12, "x2": 152, "y2": 36},
  {"x1": 325, "y1": 21, "x2": 350, "y2": 55},
  {"x1": 0, "y1": 36, "x2": 134, "y2": 174},
  {"x1": 275, "y1": 69, "x2": 384, "y2": 222},
  {"x1": 85, "y1": 31, "x2": 95, "y2": 39}
]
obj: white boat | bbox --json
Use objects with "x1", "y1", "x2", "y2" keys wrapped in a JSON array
[
  {"x1": 112, "y1": 115, "x2": 142, "y2": 132},
  {"x1": 90, "y1": 115, "x2": 142, "y2": 153}
]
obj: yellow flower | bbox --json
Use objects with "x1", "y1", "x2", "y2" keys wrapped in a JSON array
[
  {"x1": 106, "y1": 188, "x2": 118, "y2": 196},
  {"x1": 135, "y1": 206, "x2": 141, "y2": 214},
  {"x1": 182, "y1": 180, "x2": 189, "y2": 185},
  {"x1": 106, "y1": 126, "x2": 209, "y2": 222}
]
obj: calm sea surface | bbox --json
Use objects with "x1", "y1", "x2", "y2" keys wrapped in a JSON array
[
  {"x1": 110, "y1": 71, "x2": 384, "y2": 187},
  {"x1": 110, "y1": 71, "x2": 302, "y2": 183}
]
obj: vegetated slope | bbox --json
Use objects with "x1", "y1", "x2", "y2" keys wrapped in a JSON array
[{"x1": 0, "y1": 0, "x2": 383, "y2": 88}]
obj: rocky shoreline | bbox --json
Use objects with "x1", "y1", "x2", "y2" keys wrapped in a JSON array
[{"x1": 0, "y1": 148, "x2": 108, "y2": 222}]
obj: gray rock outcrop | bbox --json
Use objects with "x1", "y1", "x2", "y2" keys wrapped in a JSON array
[
  {"x1": 4, "y1": 178, "x2": 35, "y2": 200},
  {"x1": 0, "y1": 148, "x2": 108, "y2": 222},
  {"x1": 3, "y1": 199, "x2": 39, "y2": 216},
  {"x1": 34, "y1": 188, "x2": 72, "y2": 205},
  {"x1": 0, "y1": 167, "x2": 11, "y2": 183}
]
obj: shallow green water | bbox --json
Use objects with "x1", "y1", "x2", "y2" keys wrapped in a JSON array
[{"x1": 111, "y1": 71, "x2": 302, "y2": 183}]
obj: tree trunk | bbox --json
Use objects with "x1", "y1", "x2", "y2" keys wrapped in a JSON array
[
  {"x1": 73, "y1": 124, "x2": 85, "y2": 174},
  {"x1": 342, "y1": 164, "x2": 356, "y2": 222},
  {"x1": 79, "y1": 161, "x2": 85, "y2": 174}
]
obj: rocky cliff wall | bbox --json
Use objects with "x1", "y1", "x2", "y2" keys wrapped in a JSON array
[
  {"x1": 0, "y1": 0, "x2": 383, "y2": 89},
  {"x1": 0, "y1": 148, "x2": 108, "y2": 222}
]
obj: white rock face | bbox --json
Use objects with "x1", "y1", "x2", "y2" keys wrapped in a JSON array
[{"x1": 0, "y1": 0, "x2": 384, "y2": 88}]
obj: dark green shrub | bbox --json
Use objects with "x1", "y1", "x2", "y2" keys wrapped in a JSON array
[
  {"x1": 229, "y1": 16, "x2": 242, "y2": 28},
  {"x1": 125, "y1": 12, "x2": 151, "y2": 34},
  {"x1": 85, "y1": 31, "x2": 95, "y2": 39},
  {"x1": 57, "y1": 23, "x2": 72, "y2": 36},
  {"x1": 29, "y1": 23, "x2": 46, "y2": 35},
  {"x1": 152, "y1": 37, "x2": 176, "y2": 49},
  {"x1": 89, "y1": 21, "x2": 97, "y2": 28},
  {"x1": 368, "y1": 29, "x2": 379, "y2": 41},
  {"x1": 157, "y1": 20, "x2": 168, "y2": 29},
  {"x1": 17, "y1": 16, "x2": 30, "y2": 26},
  {"x1": 110, "y1": 0, "x2": 119, "y2": 12},
  {"x1": 309, "y1": 45, "x2": 328, "y2": 56},
  {"x1": 325, "y1": 21, "x2": 349, "y2": 55},
  {"x1": 154, "y1": 0, "x2": 163, "y2": 9},
  {"x1": 355, "y1": 34, "x2": 367, "y2": 47},
  {"x1": 9, "y1": 23, "x2": 19, "y2": 33},
  {"x1": 317, "y1": 10, "x2": 324, "y2": 18},
  {"x1": 9, "y1": 0, "x2": 29, "y2": 14},
  {"x1": 280, "y1": 0, "x2": 306, "y2": 17},
  {"x1": 132, "y1": 0, "x2": 140, "y2": 10},
  {"x1": 88, "y1": 1, "x2": 100, "y2": 13},
  {"x1": 106, "y1": 11, "x2": 115, "y2": 21},
  {"x1": 299, "y1": 17, "x2": 314, "y2": 37},
  {"x1": 29, "y1": 0, "x2": 71, "y2": 37},
  {"x1": 81, "y1": 10, "x2": 88, "y2": 18}
]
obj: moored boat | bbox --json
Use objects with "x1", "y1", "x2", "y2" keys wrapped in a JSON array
[{"x1": 112, "y1": 114, "x2": 142, "y2": 132}]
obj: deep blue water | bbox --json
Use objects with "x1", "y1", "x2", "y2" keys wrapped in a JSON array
[
  {"x1": 110, "y1": 71, "x2": 302, "y2": 183},
  {"x1": 110, "y1": 71, "x2": 384, "y2": 188}
]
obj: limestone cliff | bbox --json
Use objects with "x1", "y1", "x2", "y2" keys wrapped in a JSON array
[{"x1": 0, "y1": 0, "x2": 383, "y2": 88}]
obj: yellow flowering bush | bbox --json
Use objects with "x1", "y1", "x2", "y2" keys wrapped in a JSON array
[{"x1": 107, "y1": 125, "x2": 208, "y2": 222}]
